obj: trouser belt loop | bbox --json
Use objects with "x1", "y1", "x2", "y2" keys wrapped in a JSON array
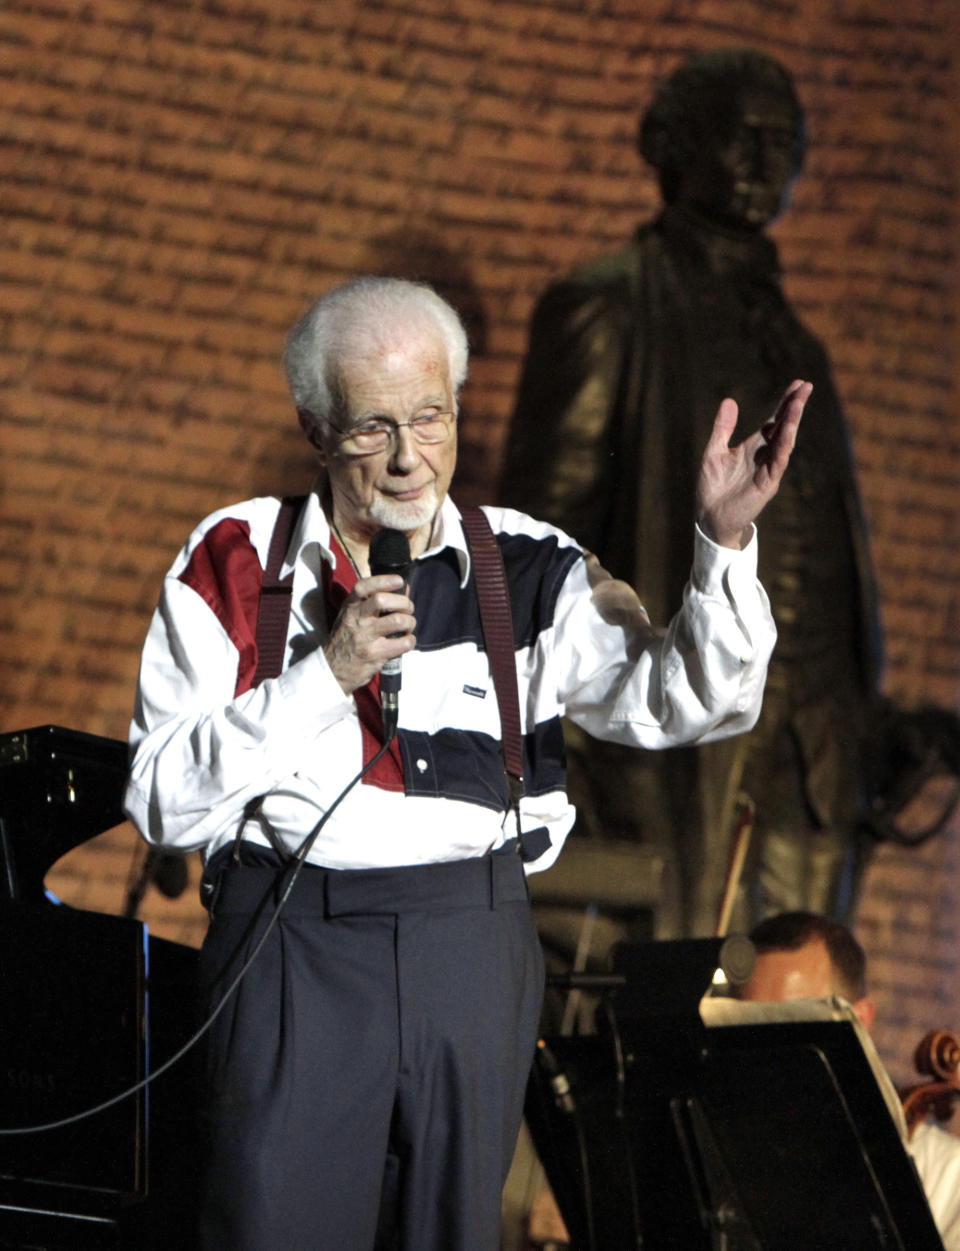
[{"x1": 491, "y1": 842, "x2": 528, "y2": 908}]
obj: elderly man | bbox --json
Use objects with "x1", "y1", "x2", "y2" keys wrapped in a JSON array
[
  {"x1": 124, "y1": 276, "x2": 807, "y2": 1251},
  {"x1": 740, "y1": 911, "x2": 960, "y2": 1250}
]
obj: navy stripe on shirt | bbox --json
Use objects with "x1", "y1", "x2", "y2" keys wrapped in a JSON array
[
  {"x1": 395, "y1": 522, "x2": 581, "y2": 808},
  {"x1": 410, "y1": 529, "x2": 581, "y2": 652},
  {"x1": 398, "y1": 718, "x2": 568, "y2": 810}
]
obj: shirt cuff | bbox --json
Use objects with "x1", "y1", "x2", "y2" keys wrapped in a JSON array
[{"x1": 691, "y1": 522, "x2": 759, "y2": 600}]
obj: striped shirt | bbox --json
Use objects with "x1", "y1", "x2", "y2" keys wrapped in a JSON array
[{"x1": 124, "y1": 486, "x2": 775, "y2": 873}]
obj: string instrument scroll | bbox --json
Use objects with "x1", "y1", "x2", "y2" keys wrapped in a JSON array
[{"x1": 900, "y1": 1029, "x2": 960, "y2": 1141}]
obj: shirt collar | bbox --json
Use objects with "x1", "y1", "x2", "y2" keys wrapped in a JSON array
[
  {"x1": 430, "y1": 496, "x2": 471, "y2": 587},
  {"x1": 283, "y1": 479, "x2": 472, "y2": 588}
]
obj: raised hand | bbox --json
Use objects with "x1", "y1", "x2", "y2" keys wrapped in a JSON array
[{"x1": 696, "y1": 380, "x2": 811, "y2": 549}]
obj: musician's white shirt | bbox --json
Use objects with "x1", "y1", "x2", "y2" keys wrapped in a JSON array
[{"x1": 909, "y1": 1121, "x2": 960, "y2": 1251}]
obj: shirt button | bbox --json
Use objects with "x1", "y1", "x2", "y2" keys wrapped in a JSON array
[{"x1": 416, "y1": 758, "x2": 429, "y2": 773}]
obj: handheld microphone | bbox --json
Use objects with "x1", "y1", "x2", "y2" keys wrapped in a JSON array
[{"x1": 369, "y1": 528, "x2": 411, "y2": 741}]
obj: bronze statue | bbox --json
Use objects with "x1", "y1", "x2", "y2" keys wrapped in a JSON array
[{"x1": 500, "y1": 48, "x2": 884, "y2": 937}]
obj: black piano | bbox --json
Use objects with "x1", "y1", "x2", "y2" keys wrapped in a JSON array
[{"x1": 0, "y1": 726, "x2": 199, "y2": 1250}]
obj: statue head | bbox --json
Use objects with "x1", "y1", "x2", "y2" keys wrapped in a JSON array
[{"x1": 638, "y1": 48, "x2": 806, "y2": 232}]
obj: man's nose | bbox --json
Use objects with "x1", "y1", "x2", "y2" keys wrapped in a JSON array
[{"x1": 388, "y1": 424, "x2": 421, "y2": 470}]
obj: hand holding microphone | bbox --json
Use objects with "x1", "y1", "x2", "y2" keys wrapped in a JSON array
[{"x1": 323, "y1": 529, "x2": 414, "y2": 740}]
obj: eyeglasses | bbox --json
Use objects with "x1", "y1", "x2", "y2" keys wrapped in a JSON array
[{"x1": 327, "y1": 410, "x2": 457, "y2": 456}]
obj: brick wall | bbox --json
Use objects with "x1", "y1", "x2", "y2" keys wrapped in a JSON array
[{"x1": 1, "y1": 0, "x2": 958, "y2": 1086}]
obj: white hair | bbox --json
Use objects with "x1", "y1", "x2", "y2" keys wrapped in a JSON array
[{"x1": 283, "y1": 276, "x2": 469, "y2": 430}]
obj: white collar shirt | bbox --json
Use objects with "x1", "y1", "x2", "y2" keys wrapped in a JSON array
[{"x1": 125, "y1": 483, "x2": 775, "y2": 872}]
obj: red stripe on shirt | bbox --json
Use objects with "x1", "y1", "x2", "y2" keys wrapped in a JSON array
[
  {"x1": 178, "y1": 518, "x2": 263, "y2": 697},
  {"x1": 178, "y1": 519, "x2": 404, "y2": 791}
]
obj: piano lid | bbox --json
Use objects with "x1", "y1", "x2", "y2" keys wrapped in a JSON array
[{"x1": 0, "y1": 725, "x2": 129, "y2": 905}]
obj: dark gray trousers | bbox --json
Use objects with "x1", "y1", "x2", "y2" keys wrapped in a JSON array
[{"x1": 195, "y1": 845, "x2": 544, "y2": 1251}]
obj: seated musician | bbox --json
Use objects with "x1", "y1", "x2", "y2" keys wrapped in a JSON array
[{"x1": 739, "y1": 910, "x2": 960, "y2": 1250}]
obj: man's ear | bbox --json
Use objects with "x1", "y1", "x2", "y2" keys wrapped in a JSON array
[
  {"x1": 297, "y1": 408, "x2": 326, "y2": 461},
  {"x1": 852, "y1": 996, "x2": 877, "y2": 1032}
]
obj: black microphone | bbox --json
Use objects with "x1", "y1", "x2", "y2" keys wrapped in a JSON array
[{"x1": 369, "y1": 528, "x2": 411, "y2": 741}]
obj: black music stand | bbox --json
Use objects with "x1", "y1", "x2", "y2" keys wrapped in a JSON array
[{"x1": 527, "y1": 938, "x2": 945, "y2": 1251}]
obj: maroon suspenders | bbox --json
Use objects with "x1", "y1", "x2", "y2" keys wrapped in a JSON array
[
  {"x1": 251, "y1": 495, "x2": 304, "y2": 689},
  {"x1": 457, "y1": 506, "x2": 525, "y2": 809}
]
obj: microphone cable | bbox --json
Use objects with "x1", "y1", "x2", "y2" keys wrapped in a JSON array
[{"x1": 0, "y1": 734, "x2": 394, "y2": 1137}]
